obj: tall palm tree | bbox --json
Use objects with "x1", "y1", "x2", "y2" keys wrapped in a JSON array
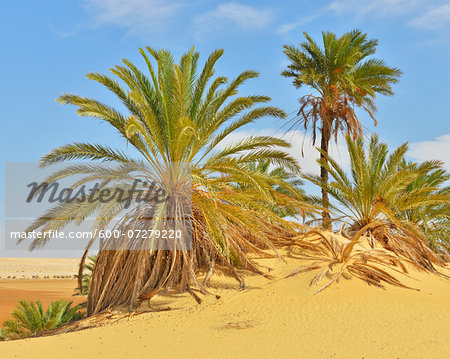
[
  {"x1": 306, "y1": 134, "x2": 449, "y2": 270},
  {"x1": 24, "y1": 47, "x2": 311, "y2": 315},
  {"x1": 282, "y1": 30, "x2": 402, "y2": 229}
]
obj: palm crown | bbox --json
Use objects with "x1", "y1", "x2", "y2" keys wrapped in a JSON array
[
  {"x1": 282, "y1": 30, "x2": 402, "y2": 228},
  {"x1": 26, "y1": 47, "x2": 310, "y2": 315},
  {"x1": 306, "y1": 134, "x2": 449, "y2": 270},
  {"x1": 282, "y1": 30, "x2": 402, "y2": 140}
]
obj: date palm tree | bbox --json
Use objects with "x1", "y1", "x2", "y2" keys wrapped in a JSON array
[
  {"x1": 306, "y1": 134, "x2": 449, "y2": 270},
  {"x1": 282, "y1": 30, "x2": 402, "y2": 229},
  {"x1": 399, "y1": 164, "x2": 450, "y2": 254},
  {"x1": 24, "y1": 47, "x2": 313, "y2": 315}
]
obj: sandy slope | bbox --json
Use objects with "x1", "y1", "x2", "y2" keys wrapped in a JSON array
[{"x1": 1, "y1": 255, "x2": 449, "y2": 359}]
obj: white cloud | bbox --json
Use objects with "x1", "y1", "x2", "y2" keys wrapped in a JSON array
[
  {"x1": 409, "y1": 4, "x2": 450, "y2": 29},
  {"x1": 409, "y1": 134, "x2": 450, "y2": 171},
  {"x1": 330, "y1": 0, "x2": 450, "y2": 30},
  {"x1": 217, "y1": 128, "x2": 350, "y2": 175},
  {"x1": 277, "y1": 10, "x2": 327, "y2": 35},
  {"x1": 278, "y1": 1, "x2": 450, "y2": 35},
  {"x1": 83, "y1": 0, "x2": 179, "y2": 32},
  {"x1": 328, "y1": 0, "x2": 417, "y2": 17},
  {"x1": 194, "y1": 2, "x2": 273, "y2": 38},
  {"x1": 82, "y1": 1, "x2": 273, "y2": 39},
  {"x1": 48, "y1": 23, "x2": 80, "y2": 38},
  {"x1": 277, "y1": 23, "x2": 297, "y2": 35},
  {"x1": 277, "y1": 0, "x2": 415, "y2": 35}
]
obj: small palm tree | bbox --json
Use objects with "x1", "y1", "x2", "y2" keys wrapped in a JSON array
[
  {"x1": 282, "y1": 30, "x2": 402, "y2": 229},
  {"x1": 1, "y1": 300, "x2": 83, "y2": 340},
  {"x1": 399, "y1": 165, "x2": 450, "y2": 254},
  {"x1": 306, "y1": 134, "x2": 449, "y2": 270},
  {"x1": 24, "y1": 47, "x2": 312, "y2": 315}
]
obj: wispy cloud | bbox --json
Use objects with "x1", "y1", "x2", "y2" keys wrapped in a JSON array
[
  {"x1": 82, "y1": 1, "x2": 274, "y2": 40},
  {"x1": 83, "y1": 0, "x2": 180, "y2": 33},
  {"x1": 409, "y1": 134, "x2": 450, "y2": 171},
  {"x1": 409, "y1": 4, "x2": 450, "y2": 29},
  {"x1": 277, "y1": 0, "x2": 415, "y2": 35},
  {"x1": 328, "y1": 0, "x2": 417, "y2": 17},
  {"x1": 278, "y1": 0, "x2": 450, "y2": 35},
  {"x1": 277, "y1": 10, "x2": 328, "y2": 35},
  {"x1": 330, "y1": 0, "x2": 450, "y2": 31},
  {"x1": 194, "y1": 2, "x2": 273, "y2": 39},
  {"x1": 48, "y1": 23, "x2": 80, "y2": 38}
]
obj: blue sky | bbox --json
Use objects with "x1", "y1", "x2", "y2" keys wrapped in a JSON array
[
  {"x1": 1, "y1": 0, "x2": 449, "y2": 166},
  {"x1": 1, "y1": 0, "x2": 449, "y2": 255}
]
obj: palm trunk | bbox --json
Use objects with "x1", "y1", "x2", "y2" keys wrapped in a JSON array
[{"x1": 320, "y1": 123, "x2": 332, "y2": 230}]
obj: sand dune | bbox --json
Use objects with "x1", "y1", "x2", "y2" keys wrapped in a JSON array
[
  {"x1": 1, "y1": 255, "x2": 449, "y2": 358},
  {"x1": 0, "y1": 258, "x2": 79, "y2": 279}
]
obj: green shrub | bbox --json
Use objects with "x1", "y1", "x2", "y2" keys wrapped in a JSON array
[{"x1": 0, "y1": 299, "x2": 84, "y2": 340}]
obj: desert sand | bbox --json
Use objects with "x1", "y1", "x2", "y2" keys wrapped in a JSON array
[
  {"x1": 0, "y1": 254, "x2": 449, "y2": 358},
  {"x1": 0, "y1": 257, "x2": 79, "y2": 279}
]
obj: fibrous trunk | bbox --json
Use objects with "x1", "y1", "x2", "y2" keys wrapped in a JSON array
[{"x1": 320, "y1": 121, "x2": 332, "y2": 230}]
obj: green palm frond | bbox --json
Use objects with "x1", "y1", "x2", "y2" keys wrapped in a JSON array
[
  {"x1": 25, "y1": 47, "x2": 316, "y2": 315},
  {"x1": 305, "y1": 134, "x2": 449, "y2": 269},
  {"x1": 74, "y1": 255, "x2": 97, "y2": 295},
  {"x1": 1, "y1": 300, "x2": 83, "y2": 340},
  {"x1": 234, "y1": 160, "x2": 316, "y2": 218}
]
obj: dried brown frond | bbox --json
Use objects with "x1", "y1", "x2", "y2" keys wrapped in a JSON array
[
  {"x1": 367, "y1": 223, "x2": 445, "y2": 271},
  {"x1": 286, "y1": 230, "x2": 415, "y2": 293}
]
